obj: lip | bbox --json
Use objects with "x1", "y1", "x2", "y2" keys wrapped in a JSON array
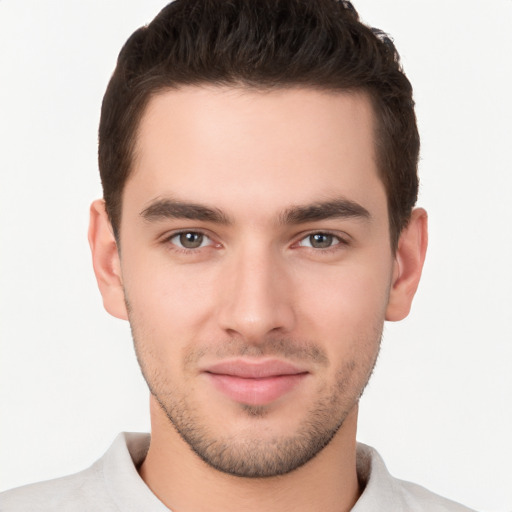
[{"x1": 202, "y1": 359, "x2": 309, "y2": 406}]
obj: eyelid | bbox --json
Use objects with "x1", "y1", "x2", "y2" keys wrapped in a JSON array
[
  {"x1": 162, "y1": 229, "x2": 220, "y2": 250},
  {"x1": 159, "y1": 228, "x2": 350, "y2": 251},
  {"x1": 293, "y1": 230, "x2": 351, "y2": 249}
]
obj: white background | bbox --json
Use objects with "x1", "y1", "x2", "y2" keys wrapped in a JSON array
[{"x1": 0, "y1": 1, "x2": 511, "y2": 510}]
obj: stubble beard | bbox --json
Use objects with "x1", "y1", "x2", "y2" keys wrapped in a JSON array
[
  {"x1": 129, "y1": 318, "x2": 381, "y2": 478},
  {"x1": 152, "y1": 366, "x2": 370, "y2": 478}
]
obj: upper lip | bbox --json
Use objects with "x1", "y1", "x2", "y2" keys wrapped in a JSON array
[{"x1": 203, "y1": 359, "x2": 308, "y2": 379}]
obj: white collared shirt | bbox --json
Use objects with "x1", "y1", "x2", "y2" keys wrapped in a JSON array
[{"x1": 1, "y1": 432, "x2": 476, "y2": 511}]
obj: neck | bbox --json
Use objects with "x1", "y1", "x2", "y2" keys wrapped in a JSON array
[{"x1": 139, "y1": 397, "x2": 361, "y2": 512}]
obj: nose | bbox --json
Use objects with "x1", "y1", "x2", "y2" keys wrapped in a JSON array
[{"x1": 217, "y1": 242, "x2": 296, "y2": 343}]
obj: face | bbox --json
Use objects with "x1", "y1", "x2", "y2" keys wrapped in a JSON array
[{"x1": 112, "y1": 87, "x2": 398, "y2": 477}]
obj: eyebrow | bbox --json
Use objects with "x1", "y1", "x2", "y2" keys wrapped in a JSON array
[
  {"x1": 140, "y1": 198, "x2": 232, "y2": 224},
  {"x1": 140, "y1": 196, "x2": 371, "y2": 226},
  {"x1": 279, "y1": 198, "x2": 371, "y2": 225}
]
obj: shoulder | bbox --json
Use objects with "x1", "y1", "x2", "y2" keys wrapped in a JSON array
[
  {"x1": 0, "y1": 432, "x2": 152, "y2": 512},
  {"x1": 355, "y1": 443, "x2": 477, "y2": 512},
  {"x1": 394, "y1": 478, "x2": 477, "y2": 512},
  {"x1": 0, "y1": 462, "x2": 109, "y2": 512}
]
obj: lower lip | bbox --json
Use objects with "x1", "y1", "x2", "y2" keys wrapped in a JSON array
[{"x1": 205, "y1": 373, "x2": 307, "y2": 406}]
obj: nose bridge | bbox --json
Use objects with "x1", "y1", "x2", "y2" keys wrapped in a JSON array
[{"x1": 218, "y1": 238, "x2": 295, "y2": 340}]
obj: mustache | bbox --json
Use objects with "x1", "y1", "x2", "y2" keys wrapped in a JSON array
[{"x1": 183, "y1": 337, "x2": 329, "y2": 367}]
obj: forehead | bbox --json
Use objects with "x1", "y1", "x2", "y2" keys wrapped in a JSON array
[{"x1": 126, "y1": 86, "x2": 385, "y2": 221}]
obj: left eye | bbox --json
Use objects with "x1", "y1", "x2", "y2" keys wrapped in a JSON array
[
  {"x1": 298, "y1": 233, "x2": 341, "y2": 249},
  {"x1": 169, "y1": 232, "x2": 212, "y2": 249}
]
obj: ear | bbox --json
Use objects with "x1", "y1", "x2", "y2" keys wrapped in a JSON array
[
  {"x1": 88, "y1": 199, "x2": 128, "y2": 320},
  {"x1": 386, "y1": 208, "x2": 428, "y2": 321}
]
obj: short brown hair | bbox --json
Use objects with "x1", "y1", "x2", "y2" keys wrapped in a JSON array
[{"x1": 99, "y1": 0, "x2": 419, "y2": 248}]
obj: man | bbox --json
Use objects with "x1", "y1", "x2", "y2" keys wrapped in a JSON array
[{"x1": 2, "y1": 0, "x2": 476, "y2": 510}]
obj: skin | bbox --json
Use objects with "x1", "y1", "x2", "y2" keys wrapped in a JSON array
[{"x1": 89, "y1": 86, "x2": 427, "y2": 512}]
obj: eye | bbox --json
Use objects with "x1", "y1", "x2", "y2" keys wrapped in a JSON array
[
  {"x1": 298, "y1": 232, "x2": 343, "y2": 249},
  {"x1": 169, "y1": 231, "x2": 212, "y2": 249}
]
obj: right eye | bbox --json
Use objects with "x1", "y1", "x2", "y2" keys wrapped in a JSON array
[{"x1": 168, "y1": 231, "x2": 213, "y2": 250}]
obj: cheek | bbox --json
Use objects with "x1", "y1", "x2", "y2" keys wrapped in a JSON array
[
  {"x1": 122, "y1": 254, "x2": 220, "y2": 341},
  {"x1": 301, "y1": 265, "x2": 390, "y2": 316},
  {"x1": 296, "y1": 261, "x2": 391, "y2": 343}
]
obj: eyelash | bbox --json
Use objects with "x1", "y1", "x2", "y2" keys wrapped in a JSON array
[
  {"x1": 163, "y1": 229, "x2": 350, "y2": 256},
  {"x1": 294, "y1": 231, "x2": 350, "y2": 253},
  {"x1": 163, "y1": 230, "x2": 218, "y2": 254}
]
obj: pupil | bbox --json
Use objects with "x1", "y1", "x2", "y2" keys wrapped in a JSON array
[
  {"x1": 311, "y1": 233, "x2": 332, "y2": 248},
  {"x1": 180, "y1": 232, "x2": 203, "y2": 248}
]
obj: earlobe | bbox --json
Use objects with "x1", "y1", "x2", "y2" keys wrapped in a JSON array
[
  {"x1": 88, "y1": 199, "x2": 128, "y2": 320},
  {"x1": 385, "y1": 208, "x2": 428, "y2": 322}
]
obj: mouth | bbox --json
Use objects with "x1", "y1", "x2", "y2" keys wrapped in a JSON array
[{"x1": 202, "y1": 359, "x2": 309, "y2": 406}]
